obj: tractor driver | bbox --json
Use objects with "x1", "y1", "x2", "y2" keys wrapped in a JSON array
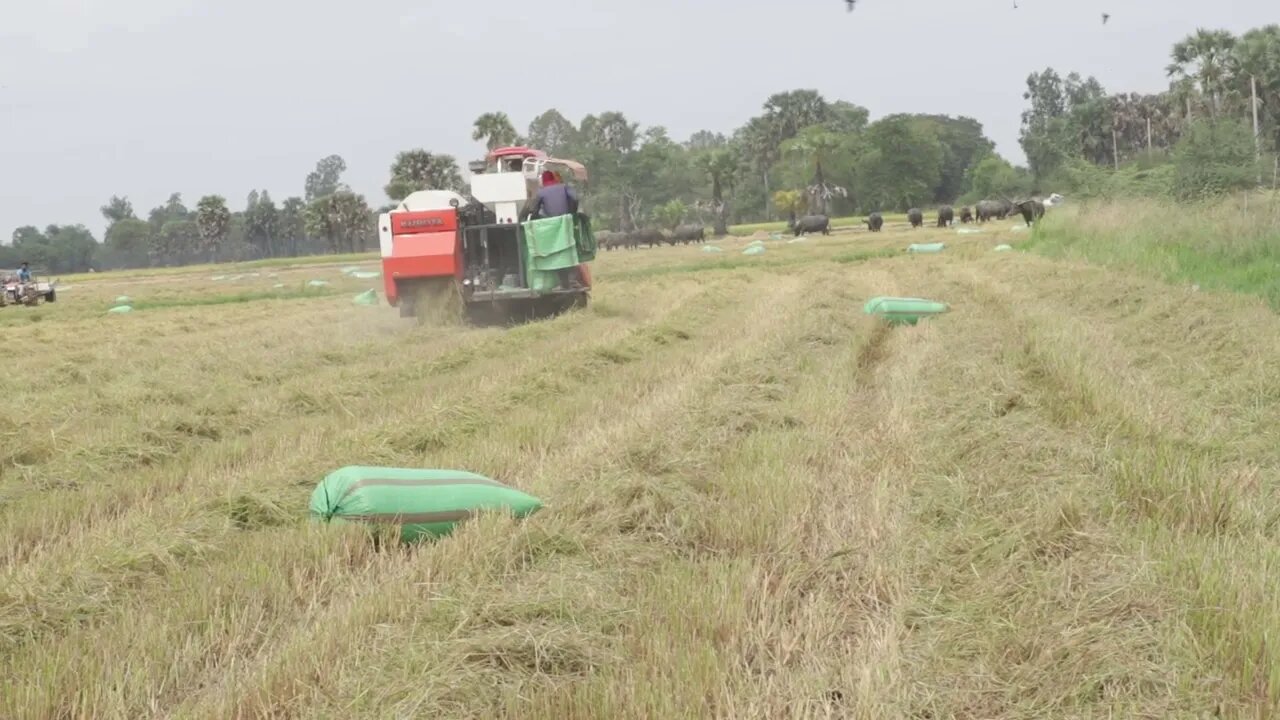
[
  {"x1": 17, "y1": 263, "x2": 31, "y2": 282},
  {"x1": 523, "y1": 170, "x2": 584, "y2": 290}
]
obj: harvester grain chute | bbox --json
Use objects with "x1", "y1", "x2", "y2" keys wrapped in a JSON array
[{"x1": 378, "y1": 146, "x2": 595, "y2": 325}]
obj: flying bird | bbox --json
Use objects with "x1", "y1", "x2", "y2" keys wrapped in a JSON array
[
  {"x1": 1102, "y1": 13, "x2": 1110, "y2": 24},
  {"x1": 846, "y1": 0, "x2": 856, "y2": 11}
]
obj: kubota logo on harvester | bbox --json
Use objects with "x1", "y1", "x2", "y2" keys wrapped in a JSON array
[{"x1": 400, "y1": 217, "x2": 444, "y2": 228}]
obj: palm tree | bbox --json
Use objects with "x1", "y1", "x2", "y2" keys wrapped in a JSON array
[
  {"x1": 762, "y1": 90, "x2": 831, "y2": 143},
  {"x1": 696, "y1": 149, "x2": 738, "y2": 237},
  {"x1": 195, "y1": 195, "x2": 230, "y2": 261},
  {"x1": 783, "y1": 127, "x2": 846, "y2": 215},
  {"x1": 1233, "y1": 26, "x2": 1280, "y2": 159},
  {"x1": 471, "y1": 112, "x2": 520, "y2": 151},
  {"x1": 1167, "y1": 29, "x2": 1238, "y2": 120},
  {"x1": 737, "y1": 116, "x2": 783, "y2": 218}
]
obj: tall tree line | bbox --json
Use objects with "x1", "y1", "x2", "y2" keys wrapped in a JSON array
[
  {"x1": 12, "y1": 23, "x2": 1274, "y2": 274},
  {"x1": 4, "y1": 91, "x2": 1010, "y2": 274},
  {"x1": 1020, "y1": 23, "x2": 1280, "y2": 197},
  {"x1": 459, "y1": 93, "x2": 1006, "y2": 235}
]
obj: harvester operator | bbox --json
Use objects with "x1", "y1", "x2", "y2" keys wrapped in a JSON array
[
  {"x1": 17, "y1": 263, "x2": 31, "y2": 282},
  {"x1": 523, "y1": 170, "x2": 584, "y2": 290}
]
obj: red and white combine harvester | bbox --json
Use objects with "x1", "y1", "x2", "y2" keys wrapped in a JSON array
[{"x1": 378, "y1": 146, "x2": 594, "y2": 324}]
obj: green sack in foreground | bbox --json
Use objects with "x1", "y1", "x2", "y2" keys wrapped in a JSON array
[
  {"x1": 863, "y1": 296, "x2": 949, "y2": 326},
  {"x1": 107, "y1": 305, "x2": 133, "y2": 314},
  {"x1": 310, "y1": 466, "x2": 543, "y2": 543},
  {"x1": 352, "y1": 289, "x2": 378, "y2": 305}
]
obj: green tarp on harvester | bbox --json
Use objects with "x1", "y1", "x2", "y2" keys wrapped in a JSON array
[
  {"x1": 309, "y1": 466, "x2": 544, "y2": 543},
  {"x1": 521, "y1": 214, "x2": 596, "y2": 292}
]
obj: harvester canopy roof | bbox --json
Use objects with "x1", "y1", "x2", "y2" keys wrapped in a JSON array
[
  {"x1": 486, "y1": 146, "x2": 547, "y2": 162},
  {"x1": 545, "y1": 158, "x2": 588, "y2": 183},
  {"x1": 483, "y1": 146, "x2": 588, "y2": 183}
]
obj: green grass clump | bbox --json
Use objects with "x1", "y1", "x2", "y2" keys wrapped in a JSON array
[{"x1": 1025, "y1": 195, "x2": 1280, "y2": 308}]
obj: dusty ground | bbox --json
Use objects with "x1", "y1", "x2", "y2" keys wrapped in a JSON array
[{"x1": 2, "y1": 218, "x2": 1278, "y2": 718}]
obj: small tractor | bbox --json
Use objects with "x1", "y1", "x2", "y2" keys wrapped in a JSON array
[
  {"x1": 0, "y1": 270, "x2": 57, "y2": 308},
  {"x1": 377, "y1": 146, "x2": 595, "y2": 324}
]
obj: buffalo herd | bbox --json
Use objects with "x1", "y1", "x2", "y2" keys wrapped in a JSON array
[{"x1": 598, "y1": 196, "x2": 1055, "y2": 250}]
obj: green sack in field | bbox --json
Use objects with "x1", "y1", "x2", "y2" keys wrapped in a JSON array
[
  {"x1": 107, "y1": 305, "x2": 133, "y2": 314},
  {"x1": 114, "y1": 295, "x2": 131, "y2": 304},
  {"x1": 863, "y1": 296, "x2": 949, "y2": 326},
  {"x1": 310, "y1": 466, "x2": 544, "y2": 543},
  {"x1": 350, "y1": 271, "x2": 381, "y2": 279},
  {"x1": 907, "y1": 243, "x2": 946, "y2": 254},
  {"x1": 352, "y1": 289, "x2": 378, "y2": 305},
  {"x1": 994, "y1": 244, "x2": 1013, "y2": 252},
  {"x1": 743, "y1": 245, "x2": 766, "y2": 256},
  {"x1": 307, "y1": 279, "x2": 330, "y2": 288}
]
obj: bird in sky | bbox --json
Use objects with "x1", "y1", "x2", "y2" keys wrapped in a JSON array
[
  {"x1": 846, "y1": 0, "x2": 856, "y2": 11},
  {"x1": 1102, "y1": 13, "x2": 1111, "y2": 24}
]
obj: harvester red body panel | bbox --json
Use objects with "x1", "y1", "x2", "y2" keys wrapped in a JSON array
[{"x1": 380, "y1": 208, "x2": 461, "y2": 306}]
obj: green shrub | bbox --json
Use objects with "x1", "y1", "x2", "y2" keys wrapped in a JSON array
[{"x1": 1172, "y1": 120, "x2": 1260, "y2": 201}]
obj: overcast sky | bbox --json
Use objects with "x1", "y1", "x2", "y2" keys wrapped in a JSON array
[{"x1": 1, "y1": 0, "x2": 1275, "y2": 242}]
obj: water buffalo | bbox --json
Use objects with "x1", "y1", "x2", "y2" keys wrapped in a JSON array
[
  {"x1": 791, "y1": 214, "x2": 831, "y2": 237},
  {"x1": 975, "y1": 200, "x2": 1003, "y2": 223},
  {"x1": 627, "y1": 228, "x2": 665, "y2": 248},
  {"x1": 670, "y1": 224, "x2": 706, "y2": 244},
  {"x1": 1014, "y1": 199, "x2": 1045, "y2": 227},
  {"x1": 597, "y1": 230, "x2": 621, "y2": 251},
  {"x1": 936, "y1": 206, "x2": 954, "y2": 228},
  {"x1": 907, "y1": 208, "x2": 923, "y2": 228},
  {"x1": 959, "y1": 207, "x2": 974, "y2": 224},
  {"x1": 865, "y1": 212, "x2": 884, "y2": 232}
]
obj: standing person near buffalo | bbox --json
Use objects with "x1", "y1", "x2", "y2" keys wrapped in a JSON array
[{"x1": 522, "y1": 170, "x2": 583, "y2": 290}]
